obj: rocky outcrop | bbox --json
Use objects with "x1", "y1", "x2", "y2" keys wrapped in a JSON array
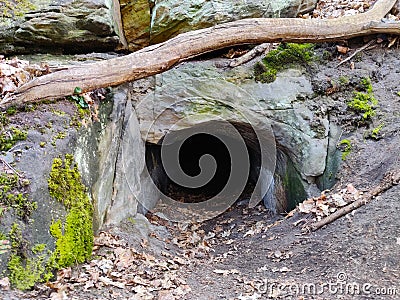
[
  {"x1": 124, "y1": 58, "x2": 334, "y2": 217},
  {"x1": 122, "y1": 0, "x2": 318, "y2": 51},
  {"x1": 1, "y1": 0, "x2": 318, "y2": 54},
  {"x1": 0, "y1": 0, "x2": 126, "y2": 54}
]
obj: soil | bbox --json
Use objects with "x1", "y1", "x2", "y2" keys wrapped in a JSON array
[{"x1": 2, "y1": 40, "x2": 400, "y2": 300}]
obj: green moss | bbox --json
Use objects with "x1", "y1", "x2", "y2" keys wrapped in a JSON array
[
  {"x1": 254, "y1": 43, "x2": 315, "y2": 83},
  {"x1": 185, "y1": 99, "x2": 233, "y2": 117},
  {"x1": 0, "y1": 112, "x2": 8, "y2": 128},
  {"x1": 0, "y1": 173, "x2": 36, "y2": 221},
  {"x1": 7, "y1": 240, "x2": 54, "y2": 291},
  {"x1": 397, "y1": 91, "x2": 400, "y2": 97},
  {"x1": 8, "y1": 223, "x2": 23, "y2": 250},
  {"x1": 0, "y1": 127, "x2": 27, "y2": 152},
  {"x1": 369, "y1": 123, "x2": 384, "y2": 140},
  {"x1": 45, "y1": 121, "x2": 53, "y2": 129},
  {"x1": 348, "y1": 92, "x2": 377, "y2": 120},
  {"x1": 338, "y1": 139, "x2": 352, "y2": 161},
  {"x1": 7, "y1": 252, "x2": 53, "y2": 290},
  {"x1": 0, "y1": 0, "x2": 35, "y2": 18},
  {"x1": 6, "y1": 106, "x2": 17, "y2": 116},
  {"x1": 48, "y1": 154, "x2": 93, "y2": 268},
  {"x1": 51, "y1": 109, "x2": 65, "y2": 117},
  {"x1": 32, "y1": 243, "x2": 46, "y2": 254},
  {"x1": 51, "y1": 131, "x2": 66, "y2": 147},
  {"x1": 339, "y1": 76, "x2": 349, "y2": 85},
  {"x1": 347, "y1": 77, "x2": 378, "y2": 123},
  {"x1": 127, "y1": 217, "x2": 136, "y2": 224},
  {"x1": 360, "y1": 77, "x2": 373, "y2": 94},
  {"x1": 39, "y1": 141, "x2": 46, "y2": 148}
]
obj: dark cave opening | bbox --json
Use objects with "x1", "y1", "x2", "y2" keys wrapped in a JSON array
[
  {"x1": 145, "y1": 125, "x2": 261, "y2": 204},
  {"x1": 144, "y1": 122, "x2": 308, "y2": 213}
]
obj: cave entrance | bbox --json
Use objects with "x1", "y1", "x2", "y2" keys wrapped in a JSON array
[{"x1": 145, "y1": 121, "x2": 307, "y2": 215}]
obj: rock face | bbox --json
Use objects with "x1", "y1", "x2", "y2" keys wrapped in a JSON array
[
  {"x1": 0, "y1": 0, "x2": 126, "y2": 54},
  {"x1": 1, "y1": 0, "x2": 318, "y2": 53},
  {"x1": 127, "y1": 59, "x2": 332, "y2": 215},
  {"x1": 122, "y1": 0, "x2": 318, "y2": 51}
]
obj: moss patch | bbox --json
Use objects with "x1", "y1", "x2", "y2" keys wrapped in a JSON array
[
  {"x1": 48, "y1": 154, "x2": 93, "y2": 268},
  {"x1": 7, "y1": 223, "x2": 53, "y2": 290},
  {"x1": 51, "y1": 131, "x2": 67, "y2": 147},
  {"x1": 369, "y1": 123, "x2": 384, "y2": 140},
  {"x1": 338, "y1": 139, "x2": 352, "y2": 161},
  {"x1": 0, "y1": 127, "x2": 27, "y2": 152},
  {"x1": 0, "y1": 0, "x2": 35, "y2": 18},
  {"x1": 0, "y1": 173, "x2": 36, "y2": 221},
  {"x1": 254, "y1": 43, "x2": 315, "y2": 83},
  {"x1": 347, "y1": 77, "x2": 378, "y2": 123},
  {"x1": 8, "y1": 249, "x2": 53, "y2": 291}
]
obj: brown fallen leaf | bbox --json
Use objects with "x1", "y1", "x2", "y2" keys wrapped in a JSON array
[
  {"x1": 50, "y1": 291, "x2": 68, "y2": 300},
  {"x1": 337, "y1": 45, "x2": 350, "y2": 54},
  {"x1": 114, "y1": 247, "x2": 135, "y2": 270},
  {"x1": 98, "y1": 276, "x2": 125, "y2": 289}
]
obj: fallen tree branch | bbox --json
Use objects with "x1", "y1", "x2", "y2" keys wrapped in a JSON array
[
  {"x1": 0, "y1": 0, "x2": 398, "y2": 109},
  {"x1": 307, "y1": 169, "x2": 400, "y2": 232},
  {"x1": 229, "y1": 43, "x2": 272, "y2": 67},
  {"x1": 337, "y1": 39, "x2": 377, "y2": 67}
]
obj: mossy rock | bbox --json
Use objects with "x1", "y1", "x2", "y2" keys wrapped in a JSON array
[
  {"x1": 254, "y1": 43, "x2": 315, "y2": 83},
  {"x1": 48, "y1": 154, "x2": 94, "y2": 268}
]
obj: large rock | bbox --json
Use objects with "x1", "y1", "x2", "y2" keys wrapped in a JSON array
[
  {"x1": 122, "y1": 0, "x2": 317, "y2": 51},
  {"x1": 124, "y1": 58, "x2": 332, "y2": 214},
  {"x1": 132, "y1": 60, "x2": 326, "y2": 179},
  {"x1": 0, "y1": 0, "x2": 126, "y2": 54}
]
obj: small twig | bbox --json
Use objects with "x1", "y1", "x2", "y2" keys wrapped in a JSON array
[
  {"x1": 229, "y1": 43, "x2": 272, "y2": 67},
  {"x1": 307, "y1": 169, "x2": 400, "y2": 231},
  {"x1": 337, "y1": 39, "x2": 376, "y2": 67},
  {"x1": 0, "y1": 157, "x2": 23, "y2": 178}
]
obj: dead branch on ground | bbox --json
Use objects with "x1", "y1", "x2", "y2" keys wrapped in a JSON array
[{"x1": 307, "y1": 169, "x2": 400, "y2": 232}]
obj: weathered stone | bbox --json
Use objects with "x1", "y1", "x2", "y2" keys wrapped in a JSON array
[
  {"x1": 0, "y1": 0, "x2": 126, "y2": 54},
  {"x1": 121, "y1": 0, "x2": 317, "y2": 51},
  {"x1": 90, "y1": 86, "x2": 127, "y2": 231},
  {"x1": 120, "y1": 0, "x2": 151, "y2": 51},
  {"x1": 127, "y1": 58, "x2": 329, "y2": 212},
  {"x1": 133, "y1": 61, "x2": 326, "y2": 177},
  {"x1": 150, "y1": 0, "x2": 317, "y2": 44},
  {"x1": 104, "y1": 95, "x2": 144, "y2": 226}
]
